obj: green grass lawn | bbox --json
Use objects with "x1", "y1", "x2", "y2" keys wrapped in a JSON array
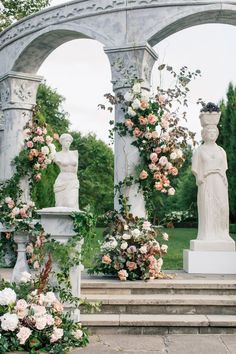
[{"x1": 82, "y1": 228, "x2": 236, "y2": 270}]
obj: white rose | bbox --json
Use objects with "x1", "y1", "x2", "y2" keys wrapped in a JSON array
[
  {"x1": 121, "y1": 242, "x2": 128, "y2": 250},
  {"x1": 168, "y1": 188, "x2": 175, "y2": 196},
  {"x1": 123, "y1": 224, "x2": 129, "y2": 231},
  {"x1": 45, "y1": 158, "x2": 52, "y2": 165},
  {"x1": 20, "y1": 271, "x2": 32, "y2": 283},
  {"x1": 35, "y1": 316, "x2": 47, "y2": 330},
  {"x1": 127, "y1": 107, "x2": 136, "y2": 117},
  {"x1": 131, "y1": 228, "x2": 141, "y2": 238},
  {"x1": 1, "y1": 313, "x2": 19, "y2": 331},
  {"x1": 31, "y1": 304, "x2": 47, "y2": 317},
  {"x1": 139, "y1": 245, "x2": 148, "y2": 254},
  {"x1": 50, "y1": 327, "x2": 64, "y2": 343},
  {"x1": 73, "y1": 329, "x2": 83, "y2": 340},
  {"x1": 41, "y1": 146, "x2": 50, "y2": 155},
  {"x1": 163, "y1": 232, "x2": 169, "y2": 241},
  {"x1": 45, "y1": 314, "x2": 55, "y2": 326},
  {"x1": 159, "y1": 156, "x2": 168, "y2": 166},
  {"x1": 124, "y1": 91, "x2": 134, "y2": 102},
  {"x1": 17, "y1": 326, "x2": 32, "y2": 345},
  {"x1": 175, "y1": 149, "x2": 183, "y2": 158},
  {"x1": 161, "y1": 244, "x2": 168, "y2": 253},
  {"x1": 142, "y1": 221, "x2": 152, "y2": 230},
  {"x1": 132, "y1": 82, "x2": 141, "y2": 93},
  {"x1": 131, "y1": 98, "x2": 141, "y2": 110},
  {"x1": 0, "y1": 288, "x2": 17, "y2": 305},
  {"x1": 122, "y1": 233, "x2": 131, "y2": 240},
  {"x1": 170, "y1": 151, "x2": 177, "y2": 160},
  {"x1": 44, "y1": 292, "x2": 57, "y2": 305}
]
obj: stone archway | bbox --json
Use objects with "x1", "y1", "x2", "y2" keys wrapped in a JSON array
[{"x1": 1, "y1": 0, "x2": 236, "y2": 216}]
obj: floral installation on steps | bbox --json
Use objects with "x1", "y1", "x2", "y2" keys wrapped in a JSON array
[{"x1": 91, "y1": 65, "x2": 200, "y2": 281}]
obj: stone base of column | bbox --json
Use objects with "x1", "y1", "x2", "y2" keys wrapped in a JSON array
[
  {"x1": 190, "y1": 239, "x2": 235, "y2": 252},
  {"x1": 183, "y1": 249, "x2": 236, "y2": 274},
  {"x1": 37, "y1": 207, "x2": 83, "y2": 321}
]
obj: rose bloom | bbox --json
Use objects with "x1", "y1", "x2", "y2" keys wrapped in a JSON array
[
  {"x1": 122, "y1": 233, "x2": 131, "y2": 240},
  {"x1": 26, "y1": 141, "x2": 33, "y2": 148},
  {"x1": 128, "y1": 107, "x2": 136, "y2": 117},
  {"x1": 139, "y1": 170, "x2": 148, "y2": 180},
  {"x1": 150, "y1": 152, "x2": 158, "y2": 163},
  {"x1": 163, "y1": 232, "x2": 169, "y2": 241},
  {"x1": 161, "y1": 188, "x2": 167, "y2": 193},
  {"x1": 124, "y1": 91, "x2": 133, "y2": 102},
  {"x1": 0, "y1": 288, "x2": 17, "y2": 305},
  {"x1": 34, "y1": 173, "x2": 42, "y2": 182},
  {"x1": 34, "y1": 163, "x2": 40, "y2": 170},
  {"x1": 139, "y1": 245, "x2": 148, "y2": 254},
  {"x1": 159, "y1": 156, "x2": 168, "y2": 166},
  {"x1": 140, "y1": 100, "x2": 149, "y2": 109},
  {"x1": 114, "y1": 261, "x2": 122, "y2": 270},
  {"x1": 124, "y1": 119, "x2": 134, "y2": 128},
  {"x1": 155, "y1": 182, "x2": 163, "y2": 191},
  {"x1": 162, "y1": 177, "x2": 170, "y2": 187},
  {"x1": 152, "y1": 131, "x2": 159, "y2": 139},
  {"x1": 15, "y1": 299, "x2": 28, "y2": 311},
  {"x1": 17, "y1": 308, "x2": 28, "y2": 320},
  {"x1": 132, "y1": 82, "x2": 141, "y2": 93},
  {"x1": 148, "y1": 163, "x2": 158, "y2": 171},
  {"x1": 161, "y1": 244, "x2": 168, "y2": 253},
  {"x1": 73, "y1": 329, "x2": 83, "y2": 340},
  {"x1": 38, "y1": 136, "x2": 45, "y2": 143},
  {"x1": 46, "y1": 314, "x2": 55, "y2": 326},
  {"x1": 33, "y1": 136, "x2": 39, "y2": 143},
  {"x1": 19, "y1": 208, "x2": 28, "y2": 218},
  {"x1": 17, "y1": 326, "x2": 32, "y2": 345},
  {"x1": 170, "y1": 167, "x2": 178, "y2": 176},
  {"x1": 153, "y1": 172, "x2": 161, "y2": 180},
  {"x1": 148, "y1": 114, "x2": 157, "y2": 125},
  {"x1": 33, "y1": 261, "x2": 40, "y2": 270},
  {"x1": 44, "y1": 292, "x2": 57, "y2": 305},
  {"x1": 102, "y1": 255, "x2": 112, "y2": 264},
  {"x1": 126, "y1": 261, "x2": 137, "y2": 271},
  {"x1": 1, "y1": 313, "x2": 18, "y2": 331},
  {"x1": 54, "y1": 316, "x2": 62, "y2": 327},
  {"x1": 168, "y1": 187, "x2": 175, "y2": 196},
  {"x1": 145, "y1": 132, "x2": 153, "y2": 140},
  {"x1": 50, "y1": 327, "x2": 64, "y2": 343},
  {"x1": 133, "y1": 127, "x2": 142, "y2": 137},
  {"x1": 5, "y1": 196, "x2": 13, "y2": 204},
  {"x1": 132, "y1": 98, "x2": 141, "y2": 110},
  {"x1": 36, "y1": 127, "x2": 43, "y2": 135},
  {"x1": 20, "y1": 271, "x2": 32, "y2": 283},
  {"x1": 53, "y1": 301, "x2": 64, "y2": 313},
  {"x1": 38, "y1": 155, "x2": 45, "y2": 163},
  {"x1": 139, "y1": 116, "x2": 148, "y2": 125},
  {"x1": 31, "y1": 149, "x2": 39, "y2": 157},
  {"x1": 154, "y1": 147, "x2": 162, "y2": 154},
  {"x1": 127, "y1": 245, "x2": 137, "y2": 253},
  {"x1": 118, "y1": 269, "x2": 128, "y2": 281},
  {"x1": 120, "y1": 241, "x2": 128, "y2": 250},
  {"x1": 158, "y1": 95, "x2": 166, "y2": 106}
]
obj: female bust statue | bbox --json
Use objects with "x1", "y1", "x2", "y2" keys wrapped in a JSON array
[
  {"x1": 192, "y1": 125, "x2": 232, "y2": 244},
  {"x1": 53, "y1": 133, "x2": 79, "y2": 209}
]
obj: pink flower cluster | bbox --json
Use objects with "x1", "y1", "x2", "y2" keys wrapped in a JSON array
[
  {"x1": 24, "y1": 122, "x2": 57, "y2": 182},
  {"x1": 97, "y1": 215, "x2": 169, "y2": 281}
]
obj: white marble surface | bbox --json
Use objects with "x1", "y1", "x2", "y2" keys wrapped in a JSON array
[{"x1": 183, "y1": 249, "x2": 236, "y2": 274}]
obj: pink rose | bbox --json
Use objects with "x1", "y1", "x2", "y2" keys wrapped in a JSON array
[
  {"x1": 26, "y1": 141, "x2": 33, "y2": 148},
  {"x1": 148, "y1": 114, "x2": 157, "y2": 125},
  {"x1": 170, "y1": 167, "x2": 178, "y2": 176},
  {"x1": 36, "y1": 127, "x2": 43, "y2": 135},
  {"x1": 53, "y1": 301, "x2": 64, "y2": 313},
  {"x1": 16, "y1": 299, "x2": 28, "y2": 311},
  {"x1": 139, "y1": 116, "x2": 148, "y2": 125},
  {"x1": 158, "y1": 95, "x2": 166, "y2": 106},
  {"x1": 38, "y1": 136, "x2": 45, "y2": 143},
  {"x1": 150, "y1": 153, "x2": 158, "y2": 163},
  {"x1": 126, "y1": 261, "x2": 137, "y2": 271},
  {"x1": 152, "y1": 131, "x2": 159, "y2": 139},
  {"x1": 154, "y1": 147, "x2": 162, "y2": 154},
  {"x1": 154, "y1": 172, "x2": 161, "y2": 180},
  {"x1": 133, "y1": 127, "x2": 142, "y2": 137},
  {"x1": 124, "y1": 119, "x2": 134, "y2": 128},
  {"x1": 139, "y1": 170, "x2": 148, "y2": 180},
  {"x1": 148, "y1": 163, "x2": 158, "y2": 171},
  {"x1": 34, "y1": 163, "x2": 40, "y2": 170},
  {"x1": 159, "y1": 156, "x2": 168, "y2": 166},
  {"x1": 140, "y1": 101, "x2": 149, "y2": 109},
  {"x1": 102, "y1": 255, "x2": 112, "y2": 264},
  {"x1": 19, "y1": 208, "x2": 28, "y2": 218},
  {"x1": 17, "y1": 327, "x2": 32, "y2": 345},
  {"x1": 33, "y1": 136, "x2": 39, "y2": 143},
  {"x1": 53, "y1": 133, "x2": 60, "y2": 141}
]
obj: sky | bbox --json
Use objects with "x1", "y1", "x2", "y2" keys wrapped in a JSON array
[{"x1": 37, "y1": 0, "x2": 236, "y2": 145}]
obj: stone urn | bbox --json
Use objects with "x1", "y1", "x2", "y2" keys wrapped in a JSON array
[
  {"x1": 11, "y1": 231, "x2": 30, "y2": 283},
  {"x1": 199, "y1": 111, "x2": 221, "y2": 127}
]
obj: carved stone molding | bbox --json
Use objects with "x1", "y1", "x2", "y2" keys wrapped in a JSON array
[
  {"x1": 0, "y1": 72, "x2": 42, "y2": 110},
  {"x1": 105, "y1": 44, "x2": 158, "y2": 90}
]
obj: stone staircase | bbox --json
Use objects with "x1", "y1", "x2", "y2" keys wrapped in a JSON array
[{"x1": 80, "y1": 273, "x2": 236, "y2": 334}]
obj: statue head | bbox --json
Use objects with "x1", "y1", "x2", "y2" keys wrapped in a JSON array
[
  {"x1": 59, "y1": 133, "x2": 73, "y2": 151},
  {"x1": 201, "y1": 125, "x2": 219, "y2": 143}
]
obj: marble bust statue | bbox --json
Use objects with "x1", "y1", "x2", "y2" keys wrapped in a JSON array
[
  {"x1": 53, "y1": 133, "x2": 79, "y2": 210},
  {"x1": 191, "y1": 124, "x2": 234, "y2": 251}
]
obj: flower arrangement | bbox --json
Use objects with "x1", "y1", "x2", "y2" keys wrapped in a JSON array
[
  {"x1": 89, "y1": 212, "x2": 169, "y2": 281},
  {"x1": 24, "y1": 121, "x2": 57, "y2": 182},
  {"x1": 0, "y1": 278, "x2": 88, "y2": 354}
]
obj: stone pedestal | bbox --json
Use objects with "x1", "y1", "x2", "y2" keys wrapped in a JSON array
[
  {"x1": 12, "y1": 232, "x2": 30, "y2": 283},
  {"x1": 37, "y1": 207, "x2": 83, "y2": 321},
  {"x1": 183, "y1": 249, "x2": 236, "y2": 274}
]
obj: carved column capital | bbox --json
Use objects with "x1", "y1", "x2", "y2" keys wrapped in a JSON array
[
  {"x1": 104, "y1": 43, "x2": 158, "y2": 91},
  {"x1": 0, "y1": 71, "x2": 42, "y2": 111}
]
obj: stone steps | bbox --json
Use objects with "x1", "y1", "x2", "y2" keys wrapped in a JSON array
[
  {"x1": 81, "y1": 275, "x2": 236, "y2": 334},
  {"x1": 80, "y1": 314, "x2": 236, "y2": 335},
  {"x1": 81, "y1": 294, "x2": 236, "y2": 315}
]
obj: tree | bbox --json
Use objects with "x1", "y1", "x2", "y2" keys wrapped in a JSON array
[
  {"x1": 0, "y1": 0, "x2": 50, "y2": 31},
  {"x1": 218, "y1": 83, "x2": 236, "y2": 222}
]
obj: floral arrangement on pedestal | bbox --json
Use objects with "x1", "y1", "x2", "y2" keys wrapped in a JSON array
[
  {"x1": 89, "y1": 212, "x2": 169, "y2": 281},
  {"x1": 0, "y1": 275, "x2": 88, "y2": 353}
]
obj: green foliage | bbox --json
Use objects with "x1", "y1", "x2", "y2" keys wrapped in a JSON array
[
  {"x1": 218, "y1": 82, "x2": 236, "y2": 222},
  {"x1": 0, "y1": 0, "x2": 50, "y2": 32},
  {"x1": 71, "y1": 131, "x2": 114, "y2": 215}
]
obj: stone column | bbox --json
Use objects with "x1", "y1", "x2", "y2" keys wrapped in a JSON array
[
  {"x1": 104, "y1": 44, "x2": 158, "y2": 217},
  {"x1": 0, "y1": 71, "x2": 42, "y2": 181}
]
